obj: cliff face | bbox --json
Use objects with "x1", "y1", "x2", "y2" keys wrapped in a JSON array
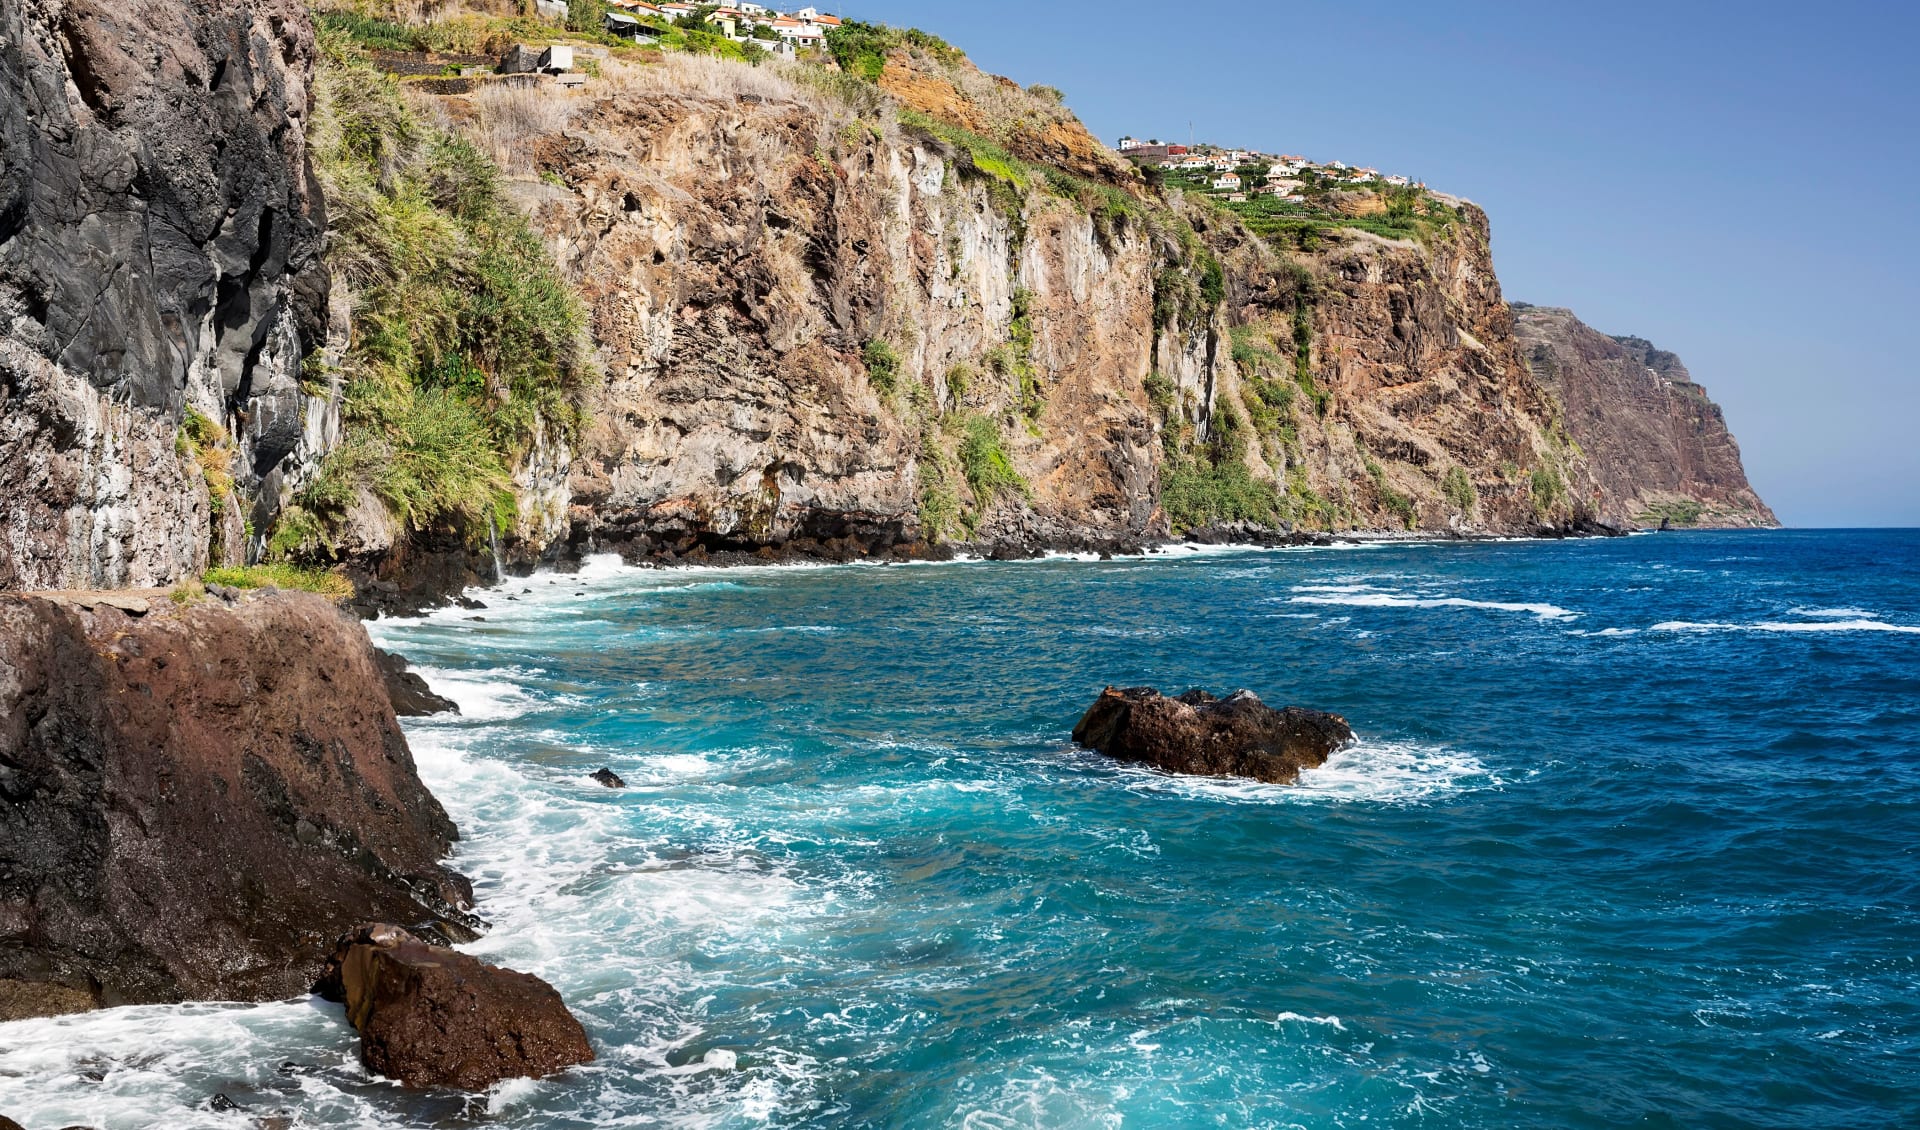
[
  {"x1": 0, "y1": 590, "x2": 473, "y2": 1017},
  {"x1": 509, "y1": 60, "x2": 1165, "y2": 559},
  {"x1": 1513, "y1": 305, "x2": 1775, "y2": 527},
  {"x1": 0, "y1": 0, "x2": 329, "y2": 590},
  {"x1": 0, "y1": 4, "x2": 1771, "y2": 604},
  {"x1": 419, "y1": 52, "x2": 1603, "y2": 570}
]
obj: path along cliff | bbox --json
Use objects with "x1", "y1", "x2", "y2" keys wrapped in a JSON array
[{"x1": 0, "y1": 2, "x2": 1772, "y2": 612}]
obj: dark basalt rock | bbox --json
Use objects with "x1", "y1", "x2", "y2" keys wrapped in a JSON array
[
  {"x1": 315, "y1": 924, "x2": 594, "y2": 1090},
  {"x1": 372, "y1": 647, "x2": 460, "y2": 717},
  {"x1": 1072, "y1": 686, "x2": 1353, "y2": 784},
  {"x1": 0, "y1": 592, "x2": 476, "y2": 1015},
  {"x1": 590, "y1": 768, "x2": 627, "y2": 788}
]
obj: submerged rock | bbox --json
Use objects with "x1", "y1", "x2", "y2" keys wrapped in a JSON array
[
  {"x1": 1071, "y1": 687, "x2": 1352, "y2": 784},
  {"x1": 0, "y1": 592, "x2": 476, "y2": 1014},
  {"x1": 372, "y1": 647, "x2": 460, "y2": 717},
  {"x1": 590, "y1": 768, "x2": 627, "y2": 788},
  {"x1": 316, "y1": 924, "x2": 594, "y2": 1090}
]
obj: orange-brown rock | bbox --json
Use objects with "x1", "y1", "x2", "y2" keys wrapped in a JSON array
[
  {"x1": 316, "y1": 924, "x2": 593, "y2": 1090},
  {"x1": 877, "y1": 49, "x2": 1136, "y2": 187},
  {"x1": 1513, "y1": 305, "x2": 1776, "y2": 528}
]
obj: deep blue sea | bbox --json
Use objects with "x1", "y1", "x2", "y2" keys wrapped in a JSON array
[{"x1": 5, "y1": 530, "x2": 1919, "y2": 1128}]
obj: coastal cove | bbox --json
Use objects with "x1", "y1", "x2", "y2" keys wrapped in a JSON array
[{"x1": 3, "y1": 529, "x2": 1916, "y2": 1128}]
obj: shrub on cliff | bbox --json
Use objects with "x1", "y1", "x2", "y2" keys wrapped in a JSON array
[
  {"x1": 959, "y1": 416, "x2": 1029, "y2": 512},
  {"x1": 286, "y1": 31, "x2": 592, "y2": 552}
]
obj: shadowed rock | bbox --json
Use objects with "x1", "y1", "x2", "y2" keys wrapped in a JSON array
[
  {"x1": 373, "y1": 647, "x2": 460, "y2": 717},
  {"x1": 316, "y1": 924, "x2": 593, "y2": 1090},
  {"x1": 590, "y1": 768, "x2": 626, "y2": 788},
  {"x1": 0, "y1": 591, "x2": 476, "y2": 1015},
  {"x1": 1072, "y1": 686, "x2": 1352, "y2": 784}
]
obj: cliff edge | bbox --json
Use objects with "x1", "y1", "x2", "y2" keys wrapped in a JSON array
[{"x1": 1513, "y1": 305, "x2": 1775, "y2": 528}]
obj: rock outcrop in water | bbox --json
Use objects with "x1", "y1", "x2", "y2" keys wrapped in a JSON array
[
  {"x1": 1512, "y1": 305, "x2": 1776, "y2": 528},
  {"x1": 374, "y1": 647, "x2": 459, "y2": 717},
  {"x1": 0, "y1": 0, "x2": 330, "y2": 590},
  {"x1": 1072, "y1": 686, "x2": 1352, "y2": 784},
  {"x1": 0, "y1": 590, "x2": 475, "y2": 1015},
  {"x1": 316, "y1": 923, "x2": 594, "y2": 1090}
]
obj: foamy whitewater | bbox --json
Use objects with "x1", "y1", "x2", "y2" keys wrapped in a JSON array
[{"x1": 5, "y1": 529, "x2": 1919, "y2": 1127}]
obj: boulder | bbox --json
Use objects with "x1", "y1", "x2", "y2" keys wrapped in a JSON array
[
  {"x1": 590, "y1": 768, "x2": 626, "y2": 788},
  {"x1": 372, "y1": 647, "x2": 460, "y2": 717},
  {"x1": 316, "y1": 924, "x2": 594, "y2": 1090},
  {"x1": 1071, "y1": 686, "x2": 1352, "y2": 784},
  {"x1": 0, "y1": 592, "x2": 476, "y2": 1013}
]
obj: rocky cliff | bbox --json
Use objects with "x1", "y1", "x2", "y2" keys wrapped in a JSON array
[
  {"x1": 406, "y1": 46, "x2": 1614, "y2": 574},
  {"x1": 0, "y1": 4, "x2": 1774, "y2": 606},
  {"x1": 1513, "y1": 305, "x2": 1775, "y2": 528},
  {"x1": 0, "y1": 0, "x2": 330, "y2": 590},
  {"x1": 0, "y1": 589, "x2": 473, "y2": 1018}
]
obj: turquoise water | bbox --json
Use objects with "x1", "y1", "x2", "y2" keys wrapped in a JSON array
[{"x1": 4, "y1": 530, "x2": 1918, "y2": 1128}]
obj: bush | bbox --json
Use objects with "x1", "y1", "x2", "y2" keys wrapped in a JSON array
[
  {"x1": 301, "y1": 36, "x2": 591, "y2": 546},
  {"x1": 1143, "y1": 370, "x2": 1175, "y2": 414},
  {"x1": 863, "y1": 338, "x2": 901, "y2": 394},
  {"x1": 959, "y1": 415, "x2": 1028, "y2": 509},
  {"x1": 1160, "y1": 455, "x2": 1283, "y2": 533},
  {"x1": 566, "y1": 0, "x2": 605, "y2": 34},
  {"x1": 1443, "y1": 466, "x2": 1478, "y2": 514},
  {"x1": 1531, "y1": 467, "x2": 1566, "y2": 514}
]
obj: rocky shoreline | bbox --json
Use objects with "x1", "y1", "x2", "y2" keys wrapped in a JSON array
[{"x1": 351, "y1": 520, "x2": 1629, "y2": 618}]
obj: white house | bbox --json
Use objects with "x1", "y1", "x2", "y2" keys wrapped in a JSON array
[
  {"x1": 1118, "y1": 136, "x2": 1145, "y2": 151},
  {"x1": 1212, "y1": 172, "x2": 1242, "y2": 190}
]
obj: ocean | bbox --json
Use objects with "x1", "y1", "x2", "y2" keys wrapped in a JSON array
[{"x1": 4, "y1": 529, "x2": 1917, "y2": 1128}]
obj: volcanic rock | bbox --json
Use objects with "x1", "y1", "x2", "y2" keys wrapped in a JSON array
[
  {"x1": 315, "y1": 924, "x2": 594, "y2": 1090},
  {"x1": 1512, "y1": 305, "x2": 1776, "y2": 528},
  {"x1": 590, "y1": 768, "x2": 627, "y2": 788},
  {"x1": 373, "y1": 647, "x2": 460, "y2": 717},
  {"x1": 1072, "y1": 686, "x2": 1352, "y2": 784},
  {"x1": 0, "y1": 591, "x2": 476, "y2": 1014}
]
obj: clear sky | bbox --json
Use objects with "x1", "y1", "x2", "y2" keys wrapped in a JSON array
[{"x1": 849, "y1": 0, "x2": 1919, "y2": 527}]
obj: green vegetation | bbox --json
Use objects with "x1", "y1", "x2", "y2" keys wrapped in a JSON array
[
  {"x1": 899, "y1": 108, "x2": 1030, "y2": 234},
  {"x1": 987, "y1": 288, "x2": 1043, "y2": 421},
  {"x1": 1443, "y1": 465, "x2": 1478, "y2": 515},
  {"x1": 1530, "y1": 466, "x2": 1567, "y2": 515},
  {"x1": 1286, "y1": 464, "x2": 1336, "y2": 530},
  {"x1": 824, "y1": 20, "x2": 962, "y2": 80},
  {"x1": 1143, "y1": 370, "x2": 1175, "y2": 415},
  {"x1": 177, "y1": 407, "x2": 236, "y2": 522},
  {"x1": 1638, "y1": 498, "x2": 1705, "y2": 527},
  {"x1": 1362, "y1": 449, "x2": 1417, "y2": 528},
  {"x1": 278, "y1": 30, "x2": 592, "y2": 556},
  {"x1": 1292, "y1": 303, "x2": 1330, "y2": 414},
  {"x1": 916, "y1": 437, "x2": 962, "y2": 542},
  {"x1": 1161, "y1": 167, "x2": 1461, "y2": 251},
  {"x1": 958, "y1": 414, "x2": 1029, "y2": 512},
  {"x1": 863, "y1": 339, "x2": 901, "y2": 395},
  {"x1": 1228, "y1": 325, "x2": 1299, "y2": 461},
  {"x1": 316, "y1": 2, "x2": 749, "y2": 59},
  {"x1": 1159, "y1": 400, "x2": 1284, "y2": 533},
  {"x1": 945, "y1": 363, "x2": 973, "y2": 407},
  {"x1": 202, "y1": 563, "x2": 356, "y2": 600}
]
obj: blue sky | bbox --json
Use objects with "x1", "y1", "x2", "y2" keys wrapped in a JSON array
[{"x1": 852, "y1": 0, "x2": 1919, "y2": 526}]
